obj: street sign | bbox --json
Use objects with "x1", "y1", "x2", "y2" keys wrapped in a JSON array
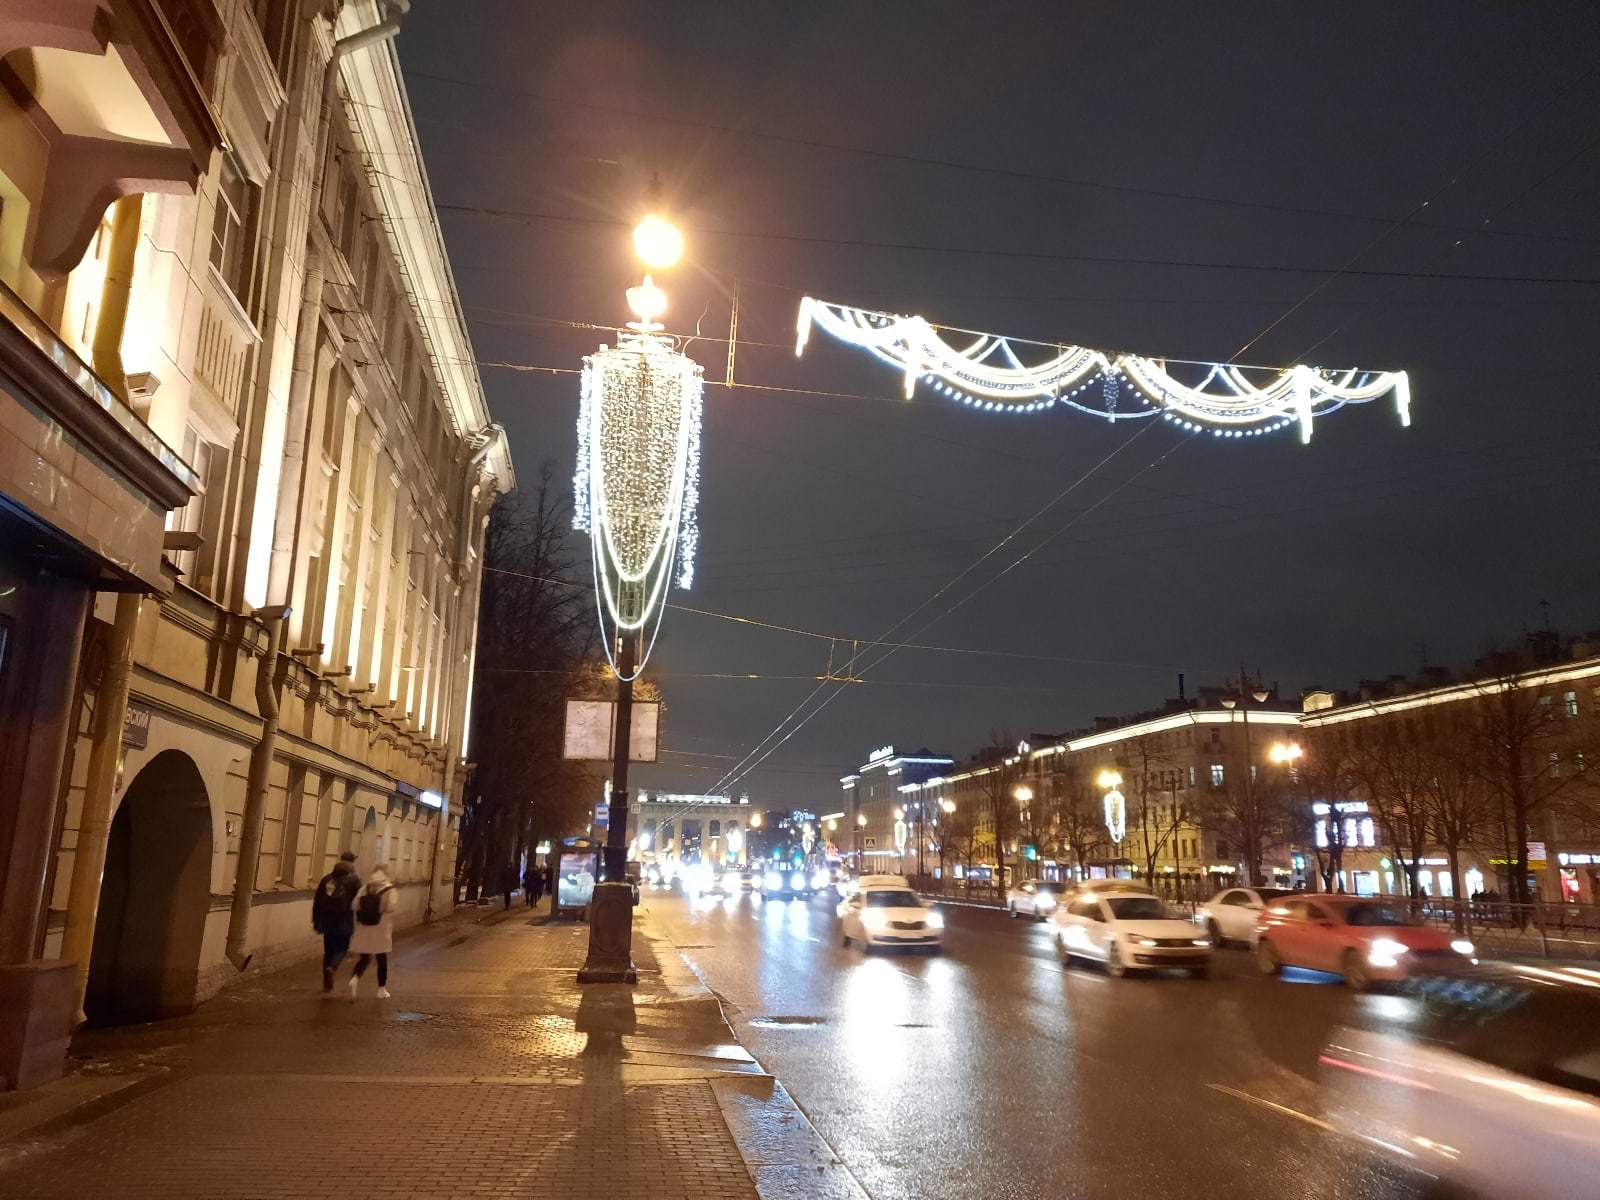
[
  {"x1": 122, "y1": 702, "x2": 150, "y2": 749},
  {"x1": 594, "y1": 802, "x2": 609, "y2": 829},
  {"x1": 562, "y1": 699, "x2": 660, "y2": 762},
  {"x1": 1527, "y1": 841, "x2": 1547, "y2": 862}
]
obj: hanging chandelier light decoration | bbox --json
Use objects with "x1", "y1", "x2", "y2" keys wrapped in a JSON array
[
  {"x1": 795, "y1": 297, "x2": 1410, "y2": 443},
  {"x1": 573, "y1": 255, "x2": 704, "y2": 679}
]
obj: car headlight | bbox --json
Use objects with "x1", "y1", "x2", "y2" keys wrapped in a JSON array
[
  {"x1": 1368, "y1": 937, "x2": 1411, "y2": 965},
  {"x1": 763, "y1": 871, "x2": 783, "y2": 891},
  {"x1": 1128, "y1": 935, "x2": 1158, "y2": 947},
  {"x1": 790, "y1": 869, "x2": 806, "y2": 890},
  {"x1": 1451, "y1": 938, "x2": 1475, "y2": 956},
  {"x1": 862, "y1": 909, "x2": 889, "y2": 931},
  {"x1": 1036, "y1": 895, "x2": 1056, "y2": 910},
  {"x1": 1192, "y1": 938, "x2": 1211, "y2": 947},
  {"x1": 812, "y1": 869, "x2": 831, "y2": 890},
  {"x1": 926, "y1": 910, "x2": 944, "y2": 929}
]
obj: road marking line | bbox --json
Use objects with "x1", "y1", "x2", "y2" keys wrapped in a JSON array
[{"x1": 1206, "y1": 1082, "x2": 1334, "y2": 1132}]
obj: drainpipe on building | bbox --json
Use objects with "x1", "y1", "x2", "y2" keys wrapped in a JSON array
[
  {"x1": 89, "y1": 195, "x2": 142, "y2": 401},
  {"x1": 225, "y1": 613, "x2": 286, "y2": 971},
  {"x1": 59, "y1": 592, "x2": 142, "y2": 1023},
  {"x1": 267, "y1": 0, "x2": 410, "y2": 607}
]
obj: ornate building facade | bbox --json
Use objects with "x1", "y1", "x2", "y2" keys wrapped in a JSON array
[{"x1": 0, "y1": 0, "x2": 510, "y2": 1090}]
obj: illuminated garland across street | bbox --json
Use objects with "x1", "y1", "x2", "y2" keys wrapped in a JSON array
[
  {"x1": 573, "y1": 328, "x2": 704, "y2": 679},
  {"x1": 795, "y1": 297, "x2": 1410, "y2": 443}
]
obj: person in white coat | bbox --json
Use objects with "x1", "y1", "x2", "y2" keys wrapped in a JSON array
[{"x1": 348, "y1": 866, "x2": 398, "y2": 999}]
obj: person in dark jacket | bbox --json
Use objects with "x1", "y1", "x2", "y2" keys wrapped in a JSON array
[
  {"x1": 501, "y1": 862, "x2": 520, "y2": 910},
  {"x1": 523, "y1": 862, "x2": 540, "y2": 907},
  {"x1": 312, "y1": 852, "x2": 362, "y2": 992}
]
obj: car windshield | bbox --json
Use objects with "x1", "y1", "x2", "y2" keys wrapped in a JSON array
[
  {"x1": 1343, "y1": 903, "x2": 1420, "y2": 927},
  {"x1": 1255, "y1": 887, "x2": 1295, "y2": 900},
  {"x1": 1105, "y1": 897, "x2": 1167, "y2": 921},
  {"x1": 1037, "y1": 882, "x2": 1066, "y2": 894},
  {"x1": 866, "y1": 890, "x2": 920, "y2": 908}
]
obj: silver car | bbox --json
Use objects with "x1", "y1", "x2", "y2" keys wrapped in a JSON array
[
  {"x1": 1007, "y1": 879, "x2": 1068, "y2": 921},
  {"x1": 1323, "y1": 964, "x2": 1600, "y2": 1197}
]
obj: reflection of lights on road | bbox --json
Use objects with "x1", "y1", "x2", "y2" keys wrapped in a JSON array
[{"x1": 841, "y1": 958, "x2": 911, "y2": 1096}]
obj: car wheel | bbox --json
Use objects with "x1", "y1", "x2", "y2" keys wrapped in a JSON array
[
  {"x1": 1208, "y1": 919, "x2": 1226, "y2": 949},
  {"x1": 1055, "y1": 933, "x2": 1070, "y2": 965},
  {"x1": 1190, "y1": 965, "x2": 1211, "y2": 980},
  {"x1": 1106, "y1": 943, "x2": 1128, "y2": 978},
  {"x1": 1008, "y1": 903, "x2": 1018, "y2": 919},
  {"x1": 1343, "y1": 950, "x2": 1371, "y2": 992},
  {"x1": 1256, "y1": 939, "x2": 1281, "y2": 975}
]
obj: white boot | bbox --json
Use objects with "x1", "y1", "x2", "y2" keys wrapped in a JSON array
[
  {"x1": 376, "y1": 987, "x2": 391, "y2": 999},
  {"x1": 347, "y1": 976, "x2": 359, "y2": 1000}
]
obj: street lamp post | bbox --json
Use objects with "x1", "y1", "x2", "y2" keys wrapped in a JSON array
[
  {"x1": 938, "y1": 798, "x2": 955, "y2": 885},
  {"x1": 1013, "y1": 785, "x2": 1033, "y2": 881},
  {"x1": 577, "y1": 202, "x2": 693, "y2": 985}
]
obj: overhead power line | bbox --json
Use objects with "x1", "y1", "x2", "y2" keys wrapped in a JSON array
[{"x1": 437, "y1": 202, "x2": 1600, "y2": 288}]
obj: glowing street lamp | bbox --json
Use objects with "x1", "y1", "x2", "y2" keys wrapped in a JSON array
[
  {"x1": 633, "y1": 214, "x2": 684, "y2": 270},
  {"x1": 856, "y1": 813, "x2": 867, "y2": 826},
  {"x1": 1095, "y1": 768, "x2": 1123, "y2": 791},
  {"x1": 940, "y1": 799, "x2": 956, "y2": 815},
  {"x1": 750, "y1": 812, "x2": 763, "y2": 829},
  {"x1": 1013, "y1": 785, "x2": 1034, "y2": 805},
  {"x1": 1269, "y1": 741, "x2": 1303, "y2": 766}
]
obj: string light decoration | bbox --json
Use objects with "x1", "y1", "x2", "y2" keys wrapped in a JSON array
[
  {"x1": 573, "y1": 321, "x2": 704, "y2": 680},
  {"x1": 795, "y1": 297, "x2": 1411, "y2": 443}
]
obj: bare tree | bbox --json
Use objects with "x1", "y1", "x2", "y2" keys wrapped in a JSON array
[
  {"x1": 458, "y1": 465, "x2": 600, "y2": 901},
  {"x1": 1463, "y1": 671, "x2": 1600, "y2": 905},
  {"x1": 1053, "y1": 769, "x2": 1109, "y2": 880},
  {"x1": 972, "y1": 733, "x2": 1027, "y2": 895},
  {"x1": 1345, "y1": 721, "x2": 1433, "y2": 904},
  {"x1": 1421, "y1": 711, "x2": 1495, "y2": 930},
  {"x1": 1121, "y1": 733, "x2": 1185, "y2": 887}
]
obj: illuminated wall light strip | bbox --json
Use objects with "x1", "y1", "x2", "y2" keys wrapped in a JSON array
[{"x1": 795, "y1": 297, "x2": 1409, "y2": 441}]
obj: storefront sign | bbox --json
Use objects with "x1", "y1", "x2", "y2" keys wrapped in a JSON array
[
  {"x1": 1559, "y1": 852, "x2": 1597, "y2": 866},
  {"x1": 1527, "y1": 841, "x2": 1547, "y2": 862}
]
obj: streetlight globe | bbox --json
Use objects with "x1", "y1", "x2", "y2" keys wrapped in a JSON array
[
  {"x1": 1096, "y1": 768, "x2": 1123, "y2": 790},
  {"x1": 893, "y1": 806, "x2": 904, "y2": 821},
  {"x1": 1013, "y1": 785, "x2": 1034, "y2": 804},
  {"x1": 749, "y1": 812, "x2": 763, "y2": 829},
  {"x1": 1219, "y1": 696, "x2": 1237, "y2": 710},
  {"x1": 625, "y1": 274, "x2": 667, "y2": 325},
  {"x1": 1269, "y1": 741, "x2": 1302, "y2": 765},
  {"x1": 633, "y1": 214, "x2": 683, "y2": 269},
  {"x1": 856, "y1": 813, "x2": 867, "y2": 827},
  {"x1": 940, "y1": 799, "x2": 956, "y2": 814},
  {"x1": 1252, "y1": 689, "x2": 1271, "y2": 704}
]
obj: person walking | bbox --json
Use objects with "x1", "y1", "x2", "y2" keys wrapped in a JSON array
[
  {"x1": 348, "y1": 866, "x2": 397, "y2": 999},
  {"x1": 530, "y1": 865, "x2": 546, "y2": 906},
  {"x1": 312, "y1": 852, "x2": 361, "y2": 993},
  {"x1": 522, "y1": 861, "x2": 539, "y2": 907},
  {"x1": 500, "y1": 861, "x2": 519, "y2": 910}
]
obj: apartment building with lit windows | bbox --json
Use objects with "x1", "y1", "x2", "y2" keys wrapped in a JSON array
[{"x1": 0, "y1": 0, "x2": 510, "y2": 1091}]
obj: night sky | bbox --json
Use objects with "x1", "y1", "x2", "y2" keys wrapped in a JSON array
[{"x1": 398, "y1": 2, "x2": 1600, "y2": 807}]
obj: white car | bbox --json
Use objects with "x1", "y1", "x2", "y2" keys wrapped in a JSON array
[
  {"x1": 1197, "y1": 885, "x2": 1297, "y2": 947},
  {"x1": 1052, "y1": 889, "x2": 1212, "y2": 977},
  {"x1": 1007, "y1": 879, "x2": 1067, "y2": 921},
  {"x1": 838, "y1": 878, "x2": 944, "y2": 952},
  {"x1": 1323, "y1": 964, "x2": 1600, "y2": 1198}
]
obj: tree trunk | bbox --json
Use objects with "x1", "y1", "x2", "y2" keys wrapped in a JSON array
[{"x1": 1446, "y1": 845, "x2": 1465, "y2": 935}]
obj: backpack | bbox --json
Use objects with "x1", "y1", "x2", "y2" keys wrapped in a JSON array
[{"x1": 357, "y1": 886, "x2": 388, "y2": 926}]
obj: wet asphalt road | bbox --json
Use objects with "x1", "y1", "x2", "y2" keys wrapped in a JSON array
[{"x1": 646, "y1": 889, "x2": 1429, "y2": 1200}]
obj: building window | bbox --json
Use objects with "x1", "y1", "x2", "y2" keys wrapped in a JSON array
[
  {"x1": 210, "y1": 154, "x2": 259, "y2": 303},
  {"x1": 1565, "y1": 690, "x2": 1579, "y2": 718},
  {"x1": 1359, "y1": 817, "x2": 1375, "y2": 848},
  {"x1": 1187, "y1": 765, "x2": 1196, "y2": 788},
  {"x1": 168, "y1": 425, "x2": 213, "y2": 580},
  {"x1": 1209, "y1": 763, "x2": 1224, "y2": 788},
  {"x1": 1315, "y1": 820, "x2": 1329, "y2": 849},
  {"x1": 1549, "y1": 751, "x2": 1561, "y2": 777}
]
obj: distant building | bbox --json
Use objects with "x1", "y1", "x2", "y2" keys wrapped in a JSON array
[
  {"x1": 631, "y1": 792, "x2": 752, "y2": 866},
  {"x1": 840, "y1": 745, "x2": 954, "y2": 874}
]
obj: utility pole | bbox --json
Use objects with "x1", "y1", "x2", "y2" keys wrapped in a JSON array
[{"x1": 1222, "y1": 668, "x2": 1271, "y2": 887}]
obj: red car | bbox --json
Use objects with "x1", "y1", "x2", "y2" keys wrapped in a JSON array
[{"x1": 1255, "y1": 895, "x2": 1475, "y2": 990}]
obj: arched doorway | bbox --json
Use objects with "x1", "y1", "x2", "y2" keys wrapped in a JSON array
[{"x1": 85, "y1": 750, "x2": 211, "y2": 1025}]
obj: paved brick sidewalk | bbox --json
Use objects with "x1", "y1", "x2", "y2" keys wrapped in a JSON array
[{"x1": 0, "y1": 905, "x2": 770, "y2": 1200}]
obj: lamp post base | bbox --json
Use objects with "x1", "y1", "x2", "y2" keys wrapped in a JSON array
[{"x1": 577, "y1": 882, "x2": 637, "y2": 984}]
